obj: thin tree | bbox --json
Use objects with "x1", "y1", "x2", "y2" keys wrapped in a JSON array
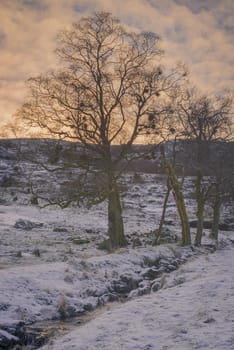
[
  {"x1": 15, "y1": 12, "x2": 185, "y2": 250},
  {"x1": 148, "y1": 100, "x2": 191, "y2": 246},
  {"x1": 159, "y1": 144, "x2": 191, "y2": 246},
  {"x1": 209, "y1": 143, "x2": 234, "y2": 241},
  {"x1": 153, "y1": 136, "x2": 188, "y2": 245},
  {"x1": 174, "y1": 87, "x2": 233, "y2": 246}
]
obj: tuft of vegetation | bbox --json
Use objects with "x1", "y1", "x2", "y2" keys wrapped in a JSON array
[
  {"x1": 72, "y1": 238, "x2": 90, "y2": 245},
  {"x1": 32, "y1": 248, "x2": 41, "y2": 257},
  {"x1": 30, "y1": 196, "x2": 38, "y2": 205}
]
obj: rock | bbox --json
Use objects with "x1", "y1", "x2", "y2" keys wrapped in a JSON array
[
  {"x1": 142, "y1": 255, "x2": 161, "y2": 267},
  {"x1": 128, "y1": 283, "x2": 150, "y2": 299},
  {"x1": 83, "y1": 302, "x2": 96, "y2": 312},
  {"x1": 85, "y1": 229, "x2": 93, "y2": 234},
  {"x1": 137, "y1": 283, "x2": 151, "y2": 296},
  {"x1": 224, "y1": 217, "x2": 234, "y2": 224},
  {"x1": 158, "y1": 258, "x2": 169, "y2": 266},
  {"x1": 132, "y1": 237, "x2": 142, "y2": 247},
  {"x1": 159, "y1": 258, "x2": 178, "y2": 273},
  {"x1": 14, "y1": 219, "x2": 43, "y2": 231},
  {"x1": 105, "y1": 293, "x2": 119, "y2": 302},
  {"x1": 85, "y1": 287, "x2": 109, "y2": 298},
  {"x1": 111, "y1": 280, "x2": 131, "y2": 294},
  {"x1": 165, "y1": 264, "x2": 177, "y2": 272},
  {"x1": 141, "y1": 267, "x2": 164, "y2": 279},
  {"x1": 203, "y1": 317, "x2": 216, "y2": 324},
  {"x1": 202, "y1": 244, "x2": 217, "y2": 253},
  {"x1": 151, "y1": 281, "x2": 161, "y2": 292},
  {"x1": 64, "y1": 275, "x2": 74, "y2": 284},
  {"x1": 0, "y1": 329, "x2": 19, "y2": 349},
  {"x1": 0, "y1": 321, "x2": 25, "y2": 349},
  {"x1": 128, "y1": 289, "x2": 139, "y2": 299},
  {"x1": 0, "y1": 321, "x2": 25, "y2": 338},
  {"x1": 120, "y1": 273, "x2": 142, "y2": 289},
  {"x1": 57, "y1": 297, "x2": 84, "y2": 320},
  {"x1": 98, "y1": 293, "x2": 119, "y2": 305},
  {"x1": 0, "y1": 303, "x2": 10, "y2": 311},
  {"x1": 171, "y1": 259, "x2": 180, "y2": 268},
  {"x1": 111, "y1": 272, "x2": 142, "y2": 295}
]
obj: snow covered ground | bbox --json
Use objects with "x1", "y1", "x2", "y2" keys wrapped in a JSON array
[
  {"x1": 42, "y1": 244, "x2": 234, "y2": 350},
  {"x1": 0, "y1": 168, "x2": 233, "y2": 349}
]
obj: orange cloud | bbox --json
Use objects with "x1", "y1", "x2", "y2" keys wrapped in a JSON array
[{"x1": 0, "y1": 0, "x2": 233, "y2": 128}]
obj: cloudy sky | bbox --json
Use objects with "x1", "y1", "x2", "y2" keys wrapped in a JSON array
[{"x1": 0, "y1": 0, "x2": 233, "y2": 127}]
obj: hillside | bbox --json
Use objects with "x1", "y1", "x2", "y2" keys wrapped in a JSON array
[
  {"x1": 0, "y1": 137, "x2": 233, "y2": 171},
  {"x1": 0, "y1": 137, "x2": 233, "y2": 349}
]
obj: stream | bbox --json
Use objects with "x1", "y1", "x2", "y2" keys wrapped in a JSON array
[
  {"x1": 22, "y1": 302, "x2": 120, "y2": 349},
  {"x1": 1, "y1": 242, "x2": 223, "y2": 350}
]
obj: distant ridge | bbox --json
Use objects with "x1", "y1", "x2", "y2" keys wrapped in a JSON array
[{"x1": 0, "y1": 138, "x2": 233, "y2": 175}]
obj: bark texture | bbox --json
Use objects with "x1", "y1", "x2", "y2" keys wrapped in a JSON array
[
  {"x1": 107, "y1": 176, "x2": 127, "y2": 250},
  {"x1": 161, "y1": 156, "x2": 191, "y2": 246}
]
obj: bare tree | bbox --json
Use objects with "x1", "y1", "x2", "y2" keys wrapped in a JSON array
[
  {"x1": 153, "y1": 136, "x2": 190, "y2": 246},
  {"x1": 159, "y1": 144, "x2": 191, "y2": 245},
  {"x1": 173, "y1": 87, "x2": 233, "y2": 245},
  {"x1": 15, "y1": 12, "x2": 185, "y2": 250},
  {"x1": 209, "y1": 143, "x2": 234, "y2": 241},
  {"x1": 146, "y1": 101, "x2": 191, "y2": 246}
]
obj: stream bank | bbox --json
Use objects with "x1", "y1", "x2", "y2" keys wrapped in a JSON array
[{"x1": 1, "y1": 242, "x2": 223, "y2": 350}]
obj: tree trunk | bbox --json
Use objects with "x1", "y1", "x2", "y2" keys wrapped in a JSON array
[
  {"x1": 210, "y1": 184, "x2": 222, "y2": 241},
  {"x1": 194, "y1": 199, "x2": 204, "y2": 246},
  {"x1": 153, "y1": 178, "x2": 171, "y2": 245},
  {"x1": 161, "y1": 156, "x2": 191, "y2": 246},
  {"x1": 194, "y1": 172, "x2": 205, "y2": 246},
  {"x1": 107, "y1": 176, "x2": 127, "y2": 250}
]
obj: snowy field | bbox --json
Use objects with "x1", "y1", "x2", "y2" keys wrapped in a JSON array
[
  {"x1": 42, "y1": 244, "x2": 234, "y2": 350},
  {"x1": 0, "y1": 167, "x2": 233, "y2": 349}
]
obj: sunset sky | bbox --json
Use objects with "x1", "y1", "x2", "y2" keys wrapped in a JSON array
[{"x1": 0, "y1": 0, "x2": 233, "y2": 127}]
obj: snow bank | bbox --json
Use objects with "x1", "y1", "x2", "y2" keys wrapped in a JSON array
[{"x1": 41, "y1": 246, "x2": 234, "y2": 350}]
